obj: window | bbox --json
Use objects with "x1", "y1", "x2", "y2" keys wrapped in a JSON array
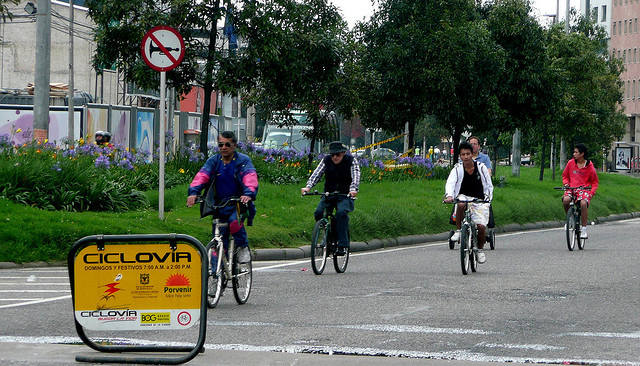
[
  {"x1": 635, "y1": 48, "x2": 637, "y2": 62},
  {"x1": 624, "y1": 49, "x2": 627, "y2": 63},
  {"x1": 620, "y1": 21, "x2": 623, "y2": 35},
  {"x1": 633, "y1": 80, "x2": 636, "y2": 99},
  {"x1": 635, "y1": 18, "x2": 638, "y2": 32},
  {"x1": 602, "y1": 6, "x2": 607, "y2": 22},
  {"x1": 614, "y1": 23, "x2": 617, "y2": 35},
  {"x1": 593, "y1": 7, "x2": 598, "y2": 21},
  {"x1": 625, "y1": 20, "x2": 628, "y2": 34}
]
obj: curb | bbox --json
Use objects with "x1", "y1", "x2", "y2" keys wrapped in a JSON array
[{"x1": 2, "y1": 212, "x2": 639, "y2": 269}]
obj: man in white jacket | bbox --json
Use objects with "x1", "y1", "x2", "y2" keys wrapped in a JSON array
[{"x1": 444, "y1": 141, "x2": 493, "y2": 264}]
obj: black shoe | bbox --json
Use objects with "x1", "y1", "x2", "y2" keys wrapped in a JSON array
[{"x1": 335, "y1": 247, "x2": 347, "y2": 256}]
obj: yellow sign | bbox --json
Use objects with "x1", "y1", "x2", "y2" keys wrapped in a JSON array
[{"x1": 73, "y1": 243, "x2": 202, "y2": 330}]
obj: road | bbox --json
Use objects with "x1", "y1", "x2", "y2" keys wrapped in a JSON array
[{"x1": 0, "y1": 218, "x2": 639, "y2": 365}]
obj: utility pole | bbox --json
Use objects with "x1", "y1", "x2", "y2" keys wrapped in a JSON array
[
  {"x1": 33, "y1": 0, "x2": 51, "y2": 142},
  {"x1": 68, "y1": 0, "x2": 75, "y2": 143},
  {"x1": 559, "y1": 0, "x2": 569, "y2": 167}
]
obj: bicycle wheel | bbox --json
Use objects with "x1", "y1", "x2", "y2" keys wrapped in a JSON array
[
  {"x1": 470, "y1": 228, "x2": 477, "y2": 273},
  {"x1": 576, "y1": 210, "x2": 586, "y2": 250},
  {"x1": 206, "y1": 242, "x2": 224, "y2": 308},
  {"x1": 566, "y1": 207, "x2": 576, "y2": 251},
  {"x1": 232, "y1": 250, "x2": 252, "y2": 304},
  {"x1": 488, "y1": 229, "x2": 495, "y2": 250},
  {"x1": 460, "y1": 223, "x2": 471, "y2": 275},
  {"x1": 310, "y1": 220, "x2": 329, "y2": 275},
  {"x1": 333, "y1": 229, "x2": 350, "y2": 273},
  {"x1": 448, "y1": 230, "x2": 456, "y2": 250}
]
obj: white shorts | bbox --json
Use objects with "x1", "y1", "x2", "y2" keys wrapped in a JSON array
[{"x1": 458, "y1": 194, "x2": 490, "y2": 227}]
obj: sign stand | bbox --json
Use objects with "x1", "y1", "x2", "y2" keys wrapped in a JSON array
[
  {"x1": 68, "y1": 234, "x2": 208, "y2": 365},
  {"x1": 140, "y1": 26, "x2": 185, "y2": 220}
]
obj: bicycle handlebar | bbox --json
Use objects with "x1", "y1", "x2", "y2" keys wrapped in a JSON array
[
  {"x1": 554, "y1": 186, "x2": 592, "y2": 190},
  {"x1": 302, "y1": 190, "x2": 356, "y2": 200},
  {"x1": 193, "y1": 196, "x2": 246, "y2": 209},
  {"x1": 442, "y1": 198, "x2": 490, "y2": 204}
]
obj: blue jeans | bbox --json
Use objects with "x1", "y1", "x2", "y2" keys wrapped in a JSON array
[
  {"x1": 314, "y1": 196, "x2": 354, "y2": 248},
  {"x1": 213, "y1": 204, "x2": 249, "y2": 250}
]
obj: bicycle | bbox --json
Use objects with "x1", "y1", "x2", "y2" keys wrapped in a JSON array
[
  {"x1": 303, "y1": 191, "x2": 354, "y2": 275},
  {"x1": 555, "y1": 186, "x2": 591, "y2": 251},
  {"x1": 445, "y1": 198, "x2": 490, "y2": 275},
  {"x1": 195, "y1": 197, "x2": 252, "y2": 308},
  {"x1": 448, "y1": 206, "x2": 495, "y2": 251}
]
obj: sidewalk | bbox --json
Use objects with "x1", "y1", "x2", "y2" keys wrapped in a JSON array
[{"x1": 1, "y1": 212, "x2": 639, "y2": 269}]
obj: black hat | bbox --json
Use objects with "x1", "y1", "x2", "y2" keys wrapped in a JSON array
[{"x1": 328, "y1": 141, "x2": 347, "y2": 154}]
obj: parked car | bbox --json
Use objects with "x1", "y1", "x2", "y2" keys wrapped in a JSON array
[
  {"x1": 371, "y1": 148, "x2": 397, "y2": 159},
  {"x1": 521, "y1": 154, "x2": 531, "y2": 165}
]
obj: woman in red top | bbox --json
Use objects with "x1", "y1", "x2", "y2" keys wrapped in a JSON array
[{"x1": 562, "y1": 143, "x2": 599, "y2": 238}]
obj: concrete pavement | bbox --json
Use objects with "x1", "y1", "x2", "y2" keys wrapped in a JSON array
[{"x1": 0, "y1": 341, "x2": 558, "y2": 365}]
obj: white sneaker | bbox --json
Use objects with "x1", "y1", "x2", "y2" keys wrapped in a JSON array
[
  {"x1": 451, "y1": 230, "x2": 461, "y2": 242},
  {"x1": 476, "y1": 249, "x2": 486, "y2": 264},
  {"x1": 237, "y1": 247, "x2": 251, "y2": 263},
  {"x1": 580, "y1": 227, "x2": 588, "y2": 239}
]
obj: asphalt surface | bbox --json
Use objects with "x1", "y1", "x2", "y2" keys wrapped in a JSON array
[{"x1": 1, "y1": 211, "x2": 639, "y2": 365}]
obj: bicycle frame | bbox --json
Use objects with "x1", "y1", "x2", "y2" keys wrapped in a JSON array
[
  {"x1": 207, "y1": 220, "x2": 235, "y2": 282},
  {"x1": 195, "y1": 196, "x2": 252, "y2": 307},
  {"x1": 445, "y1": 198, "x2": 489, "y2": 275},
  {"x1": 303, "y1": 191, "x2": 352, "y2": 275},
  {"x1": 556, "y1": 186, "x2": 590, "y2": 251}
]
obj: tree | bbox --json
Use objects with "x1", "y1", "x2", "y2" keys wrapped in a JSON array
[
  {"x1": 357, "y1": 0, "x2": 505, "y2": 156},
  {"x1": 543, "y1": 12, "x2": 626, "y2": 173},
  {"x1": 0, "y1": 0, "x2": 19, "y2": 22},
  {"x1": 86, "y1": 0, "x2": 349, "y2": 157},
  {"x1": 478, "y1": 0, "x2": 552, "y2": 176},
  {"x1": 234, "y1": 0, "x2": 351, "y2": 167}
]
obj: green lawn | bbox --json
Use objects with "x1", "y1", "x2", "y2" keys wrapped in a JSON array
[{"x1": 1, "y1": 166, "x2": 638, "y2": 264}]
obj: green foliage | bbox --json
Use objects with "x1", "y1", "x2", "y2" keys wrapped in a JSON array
[
  {"x1": 2, "y1": 166, "x2": 639, "y2": 264},
  {"x1": 0, "y1": 139, "x2": 202, "y2": 212}
]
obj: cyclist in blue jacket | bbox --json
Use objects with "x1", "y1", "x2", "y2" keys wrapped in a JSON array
[{"x1": 187, "y1": 131, "x2": 258, "y2": 263}]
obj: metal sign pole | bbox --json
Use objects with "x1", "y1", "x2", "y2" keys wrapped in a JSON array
[{"x1": 159, "y1": 71, "x2": 166, "y2": 220}]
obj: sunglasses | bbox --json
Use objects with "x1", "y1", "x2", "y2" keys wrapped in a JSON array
[
  {"x1": 331, "y1": 152, "x2": 345, "y2": 157},
  {"x1": 218, "y1": 142, "x2": 233, "y2": 148}
]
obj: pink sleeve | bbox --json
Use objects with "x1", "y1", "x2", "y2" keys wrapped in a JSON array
[{"x1": 242, "y1": 171, "x2": 258, "y2": 193}]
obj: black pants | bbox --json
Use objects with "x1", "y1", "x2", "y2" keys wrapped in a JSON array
[{"x1": 314, "y1": 196, "x2": 354, "y2": 248}]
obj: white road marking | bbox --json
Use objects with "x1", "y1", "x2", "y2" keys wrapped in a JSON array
[
  {"x1": 0, "y1": 336, "x2": 637, "y2": 365},
  {"x1": 0, "y1": 295, "x2": 71, "y2": 309},
  {"x1": 0, "y1": 276, "x2": 68, "y2": 279},
  {"x1": 563, "y1": 330, "x2": 640, "y2": 339},
  {"x1": 0, "y1": 290, "x2": 70, "y2": 293},
  {"x1": 0, "y1": 283, "x2": 69, "y2": 286}
]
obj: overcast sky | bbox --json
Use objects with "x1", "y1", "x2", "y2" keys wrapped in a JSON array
[{"x1": 331, "y1": 0, "x2": 582, "y2": 29}]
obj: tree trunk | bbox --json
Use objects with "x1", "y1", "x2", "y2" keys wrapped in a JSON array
[
  {"x1": 199, "y1": 1, "x2": 221, "y2": 157},
  {"x1": 307, "y1": 114, "x2": 320, "y2": 170},
  {"x1": 408, "y1": 122, "x2": 415, "y2": 157},
  {"x1": 512, "y1": 128, "x2": 521, "y2": 177},
  {"x1": 539, "y1": 125, "x2": 547, "y2": 181}
]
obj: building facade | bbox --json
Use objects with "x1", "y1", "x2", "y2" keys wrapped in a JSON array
[
  {"x1": 607, "y1": 0, "x2": 640, "y2": 168},
  {"x1": 0, "y1": 0, "x2": 119, "y2": 104}
]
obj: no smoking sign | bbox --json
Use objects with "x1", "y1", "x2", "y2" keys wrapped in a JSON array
[{"x1": 141, "y1": 26, "x2": 185, "y2": 72}]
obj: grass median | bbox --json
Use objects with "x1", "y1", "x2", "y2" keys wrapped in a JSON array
[{"x1": 1, "y1": 166, "x2": 638, "y2": 264}]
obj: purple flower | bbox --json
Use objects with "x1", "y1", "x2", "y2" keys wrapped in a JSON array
[
  {"x1": 95, "y1": 155, "x2": 110, "y2": 168},
  {"x1": 51, "y1": 163, "x2": 61, "y2": 172},
  {"x1": 117, "y1": 158, "x2": 134, "y2": 170}
]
